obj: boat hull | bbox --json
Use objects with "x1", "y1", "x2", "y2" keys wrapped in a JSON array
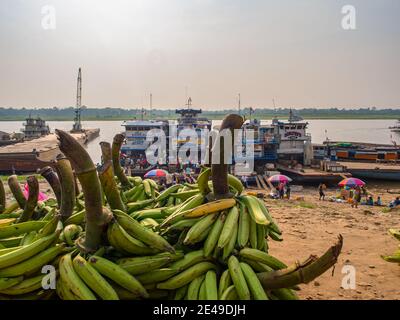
[{"x1": 347, "y1": 169, "x2": 400, "y2": 181}]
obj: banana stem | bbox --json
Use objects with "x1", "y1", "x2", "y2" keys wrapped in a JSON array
[
  {"x1": 0, "y1": 179, "x2": 5, "y2": 214},
  {"x1": 73, "y1": 171, "x2": 80, "y2": 197},
  {"x1": 112, "y1": 134, "x2": 131, "y2": 188},
  {"x1": 56, "y1": 129, "x2": 111, "y2": 252},
  {"x1": 55, "y1": 155, "x2": 76, "y2": 221},
  {"x1": 257, "y1": 235, "x2": 343, "y2": 290},
  {"x1": 39, "y1": 166, "x2": 62, "y2": 206},
  {"x1": 7, "y1": 175, "x2": 26, "y2": 209},
  {"x1": 18, "y1": 175, "x2": 39, "y2": 222},
  {"x1": 98, "y1": 160, "x2": 126, "y2": 211},
  {"x1": 211, "y1": 114, "x2": 244, "y2": 198},
  {"x1": 100, "y1": 141, "x2": 112, "y2": 164}
]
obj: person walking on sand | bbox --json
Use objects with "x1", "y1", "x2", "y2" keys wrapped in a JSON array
[
  {"x1": 318, "y1": 183, "x2": 326, "y2": 201},
  {"x1": 351, "y1": 186, "x2": 362, "y2": 208}
]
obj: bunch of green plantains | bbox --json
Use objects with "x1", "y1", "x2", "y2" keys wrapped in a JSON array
[
  {"x1": 0, "y1": 119, "x2": 342, "y2": 300},
  {"x1": 381, "y1": 229, "x2": 400, "y2": 265}
]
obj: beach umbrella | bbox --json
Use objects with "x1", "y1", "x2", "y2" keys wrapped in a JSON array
[
  {"x1": 338, "y1": 178, "x2": 365, "y2": 188},
  {"x1": 268, "y1": 174, "x2": 292, "y2": 184},
  {"x1": 144, "y1": 169, "x2": 168, "y2": 178}
]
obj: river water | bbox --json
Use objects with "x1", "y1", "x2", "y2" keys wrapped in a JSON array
[{"x1": 1, "y1": 119, "x2": 399, "y2": 165}]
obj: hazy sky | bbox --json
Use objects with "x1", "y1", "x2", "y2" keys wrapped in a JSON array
[{"x1": 0, "y1": 0, "x2": 399, "y2": 109}]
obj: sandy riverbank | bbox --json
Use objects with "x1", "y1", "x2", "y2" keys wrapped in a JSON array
[{"x1": 257, "y1": 185, "x2": 400, "y2": 300}]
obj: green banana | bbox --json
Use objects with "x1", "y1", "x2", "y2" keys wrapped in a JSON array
[
  {"x1": 73, "y1": 254, "x2": 119, "y2": 300},
  {"x1": 0, "y1": 236, "x2": 23, "y2": 248},
  {"x1": 89, "y1": 255, "x2": 148, "y2": 298},
  {"x1": 228, "y1": 174, "x2": 244, "y2": 195},
  {"x1": 20, "y1": 231, "x2": 37, "y2": 246},
  {"x1": 59, "y1": 253, "x2": 96, "y2": 300},
  {"x1": 198, "y1": 278, "x2": 207, "y2": 300},
  {"x1": 218, "y1": 269, "x2": 232, "y2": 298},
  {"x1": 157, "y1": 262, "x2": 217, "y2": 290},
  {"x1": 237, "y1": 203, "x2": 250, "y2": 248},
  {"x1": 239, "y1": 262, "x2": 268, "y2": 300},
  {"x1": 239, "y1": 248, "x2": 287, "y2": 270},
  {"x1": 0, "y1": 274, "x2": 45, "y2": 295},
  {"x1": 255, "y1": 197, "x2": 281, "y2": 234},
  {"x1": 143, "y1": 180, "x2": 152, "y2": 198},
  {"x1": 170, "y1": 190, "x2": 200, "y2": 201},
  {"x1": 117, "y1": 252, "x2": 183, "y2": 275},
  {"x1": 0, "y1": 233, "x2": 56, "y2": 269},
  {"x1": 64, "y1": 209, "x2": 85, "y2": 226},
  {"x1": 0, "y1": 244, "x2": 64, "y2": 277},
  {"x1": 204, "y1": 213, "x2": 225, "y2": 257},
  {"x1": 228, "y1": 255, "x2": 250, "y2": 300},
  {"x1": 220, "y1": 285, "x2": 239, "y2": 300},
  {"x1": 108, "y1": 221, "x2": 158, "y2": 255},
  {"x1": 174, "y1": 284, "x2": 188, "y2": 300},
  {"x1": 131, "y1": 208, "x2": 165, "y2": 221},
  {"x1": 161, "y1": 218, "x2": 201, "y2": 235},
  {"x1": 135, "y1": 268, "x2": 180, "y2": 285},
  {"x1": 217, "y1": 206, "x2": 239, "y2": 249},
  {"x1": 257, "y1": 224, "x2": 266, "y2": 251},
  {"x1": 187, "y1": 274, "x2": 205, "y2": 300},
  {"x1": 0, "y1": 276, "x2": 24, "y2": 291},
  {"x1": 184, "y1": 213, "x2": 218, "y2": 245},
  {"x1": 0, "y1": 221, "x2": 47, "y2": 239},
  {"x1": 249, "y1": 214, "x2": 258, "y2": 249},
  {"x1": 197, "y1": 168, "x2": 211, "y2": 195},
  {"x1": 35, "y1": 214, "x2": 60, "y2": 240},
  {"x1": 239, "y1": 196, "x2": 269, "y2": 225},
  {"x1": 222, "y1": 222, "x2": 238, "y2": 261},
  {"x1": 204, "y1": 270, "x2": 218, "y2": 300},
  {"x1": 156, "y1": 184, "x2": 182, "y2": 202},
  {"x1": 113, "y1": 209, "x2": 175, "y2": 253},
  {"x1": 169, "y1": 250, "x2": 208, "y2": 271},
  {"x1": 127, "y1": 199, "x2": 154, "y2": 214},
  {"x1": 63, "y1": 224, "x2": 82, "y2": 246}
]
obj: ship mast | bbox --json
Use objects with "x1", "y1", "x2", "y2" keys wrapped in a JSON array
[
  {"x1": 72, "y1": 68, "x2": 82, "y2": 132},
  {"x1": 238, "y1": 93, "x2": 241, "y2": 116}
]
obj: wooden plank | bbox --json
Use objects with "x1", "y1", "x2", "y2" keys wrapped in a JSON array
[
  {"x1": 255, "y1": 176, "x2": 262, "y2": 189},
  {"x1": 263, "y1": 175, "x2": 274, "y2": 190},
  {"x1": 257, "y1": 175, "x2": 269, "y2": 190}
]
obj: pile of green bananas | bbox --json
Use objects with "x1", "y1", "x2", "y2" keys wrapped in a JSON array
[
  {"x1": 0, "y1": 125, "x2": 341, "y2": 300},
  {"x1": 0, "y1": 167, "x2": 293, "y2": 300},
  {"x1": 382, "y1": 229, "x2": 400, "y2": 264}
]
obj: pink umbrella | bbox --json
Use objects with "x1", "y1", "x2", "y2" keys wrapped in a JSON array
[
  {"x1": 144, "y1": 169, "x2": 168, "y2": 178},
  {"x1": 268, "y1": 174, "x2": 292, "y2": 185},
  {"x1": 23, "y1": 183, "x2": 48, "y2": 201},
  {"x1": 338, "y1": 178, "x2": 365, "y2": 188}
]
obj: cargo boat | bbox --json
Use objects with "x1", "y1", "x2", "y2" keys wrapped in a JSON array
[{"x1": 0, "y1": 129, "x2": 99, "y2": 173}]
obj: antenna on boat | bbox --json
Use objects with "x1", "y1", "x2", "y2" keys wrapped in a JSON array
[
  {"x1": 72, "y1": 68, "x2": 82, "y2": 132},
  {"x1": 150, "y1": 93, "x2": 153, "y2": 116},
  {"x1": 186, "y1": 97, "x2": 192, "y2": 110}
]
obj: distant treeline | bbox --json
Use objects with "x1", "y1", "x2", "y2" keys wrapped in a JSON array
[{"x1": 0, "y1": 106, "x2": 399, "y2": 121}]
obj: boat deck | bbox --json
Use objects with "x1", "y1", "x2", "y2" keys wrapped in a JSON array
[
  {"x1": 0, "y1": 132, "x2": 85, "y2": 154},
  {"x1": 338, "y1": 161, "x2": 400, "y2": 171}
]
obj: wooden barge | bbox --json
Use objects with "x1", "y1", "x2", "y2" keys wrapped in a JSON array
[
  {"x1": 337, "y1": 161, "x2": 400, "y2": 181},
  {"x1": 276, "y1": 164, "x2": 351, "y2": 185},
  {"x1": 0, "y1": 129, "x2": 99, "y2": 173}
]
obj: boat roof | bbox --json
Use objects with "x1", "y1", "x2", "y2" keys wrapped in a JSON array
[{"x1": 122, "y1": 120, "x2": 167, "y2": 127}]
